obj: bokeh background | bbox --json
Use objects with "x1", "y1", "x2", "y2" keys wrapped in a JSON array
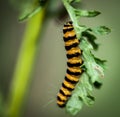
[{"x1": 0, "y1": 0, "x2": 120, "y2": 117}]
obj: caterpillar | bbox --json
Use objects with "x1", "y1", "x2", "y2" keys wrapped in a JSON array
[{"x1": 57, "y1": 21, "x2": 83, "y2": 107}]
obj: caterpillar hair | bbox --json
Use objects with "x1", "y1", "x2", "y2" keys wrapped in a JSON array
[{"x1": 57, "y1": 21, "x2": 83, "y2": 107}]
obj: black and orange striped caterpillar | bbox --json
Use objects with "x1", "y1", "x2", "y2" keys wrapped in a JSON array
[{"x1": 57, "y1": 21, "x2": 83, "y2": 107}]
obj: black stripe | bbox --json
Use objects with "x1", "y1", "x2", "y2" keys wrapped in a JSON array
[
  {"x1": 59, "y1": 89, "x2": 66, "y2": 96},
  {"x1": 57, "y1": 95, "x2": 65, "y2": 101},
  {"x1": 63, "y1": 35, "x2": 76, "y2": 42},
  {"x1": 64, "y1": 24, "x2": 72, "y2": 27},
  {"x1": 65, "y1": 42, "x2": 78, "y2": 50},
  {"x1": 60, "y1": 89, "x2": 71, "y2": 96},
  {"x1": 67, "y1": 62, "x2": 81, "y2": 67},
  {"x1": 63, "y1": 27, "x2": 74, "y2": 34},
  {"x1": 62, "y1": 82, "x2": 74, "y2": 91},
  {"x1": 68, "y1": 21, "x2": 72, "y2": 25},
  {"x1": 65, "y1": 76, "x2": 78, "y2": 84},
  {"x1": 66, "y1": 52, "x2": 80, "y2": 59},
  {"x1": 67, "y1": 69, "x2": 81, "y2": 76},
  {"x1": 65, "y1": 21, "x2": 72, "y2": 25}
]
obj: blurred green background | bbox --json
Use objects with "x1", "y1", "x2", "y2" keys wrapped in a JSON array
[{"x1": 0, "y1": 0, "x2": 120, "y2": 117}]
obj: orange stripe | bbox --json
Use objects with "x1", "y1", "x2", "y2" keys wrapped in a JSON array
[
  {"x1": 66, "y1": 73, "x2": 79, "y2": 82},
  {"x1": 64, "y1": 30, "x2": 76, "y2": 38},
  {"x1": 66, "y1": 47, "x2": 81, "y2": 55},
  {"x1": 57, "y1": 93, "x2": 67, "y2": 101},
  {"x1": 65, "y1": 39, "x2": 79, "y2": 46},
  {"x1": 57, "y1": 100, "x2": 65, "y2": 106},
  {"x1": 63, "y1": 80, "x2": 75, "y2": 89},
  {"x1": 67, "y1": 67, "x2": 82, "y2": 74},
  {"x1": 60, "y1": 87, "x2": 71, "y2": 96},
  {"x1": 63, "y1": 25, "x2": 73, "y2": 30},
  {"x1": 67, "y1": 57, "x2": 82, "y2": 65}
]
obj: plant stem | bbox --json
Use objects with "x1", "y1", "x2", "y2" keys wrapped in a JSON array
[
  {"x1": 6, "y1": 7, "x2": 46, "y2": 117},
  {"x1": 62, "y1": 0, "x2": 83, "y2": 39}
]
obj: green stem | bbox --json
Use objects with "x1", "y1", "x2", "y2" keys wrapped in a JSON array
[
  {"x1": 62, "y1": 0, "x2": 84, "y2": 39},
  {"x1": 6, "y1": 7, "x2": 46, "y2": 117}
]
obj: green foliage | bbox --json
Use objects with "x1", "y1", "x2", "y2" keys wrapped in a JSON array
[
  {"x1": 66, "y1": 73, "x2": 94, "y2": 115},
  {"x1": 80, "y1": 38, "x2": 105, "y2": 84},
  {"x1": 19, "y1": 0, "x2": 47, "y2": 21},
  {"x1": 66, "y1": 38, "x2": 106, "y2": 115},
  {"x1": 91, "y1": 26, "x2": 111, "y2": 35},
  {"x1": 81, "y1": 31, "x2": 99, "y2": 50},
  {"x1": 62, "y1": 0, "x2": 111, "y2": 115},
  {"x1": 19, "y1": 6, "x2": 42, "y2": 21},
  {"x1": 74, "y1": 9, "x2": 101, "y2": 17}
]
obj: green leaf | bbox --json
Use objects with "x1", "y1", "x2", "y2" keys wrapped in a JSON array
[
  {"x1": 89, "y1": 26, "x2": 111, "y2": 35},
  {"x1": 66, "y1": 73, "x2": 94, "y2": 115},
  {"x1": 19, "y1": 6, "x2": 42, "y2": 21},
  {"x1": 75, "y1": 9, "x2": 101, "y2": 17},
  {"x1": 18, "y1": 0, "x2": 48, "y2": 21},
  {"x1": 66, "y1": 95, "x2": 83, "y2": 116},
  {"x1": 94, "y1": 56, "x2": 107, "y2": 70},
  {"x1": 80, "y1": 39, "x2": 105, "y2": 84},
  {"x1": 82, "y1": 94, "x2": 95, "y2": 106},
  {"x1": 81, "y1": 31, "x2": 99, "y2": 50}
]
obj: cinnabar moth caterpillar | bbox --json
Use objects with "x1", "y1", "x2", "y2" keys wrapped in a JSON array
[{"x1": 57, "y1": 21, "x2": 83, "y2": 107}]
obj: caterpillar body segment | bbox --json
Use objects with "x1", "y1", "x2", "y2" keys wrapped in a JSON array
[{"x1": 57, "y1": 21, "x2": 83, "y2": 107}]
